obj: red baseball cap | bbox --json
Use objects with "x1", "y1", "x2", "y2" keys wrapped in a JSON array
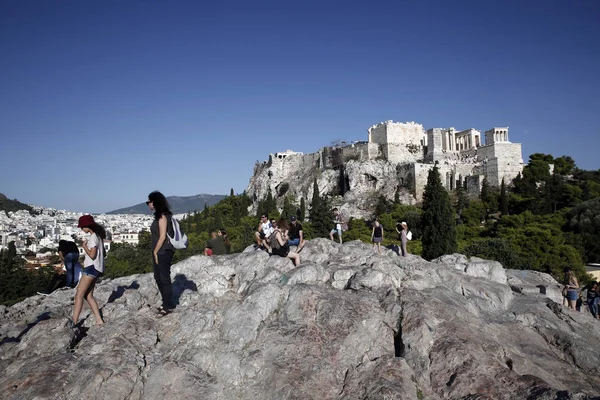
[{"x1": 78, "y1": 215, "x2": 95, "y2": 228}]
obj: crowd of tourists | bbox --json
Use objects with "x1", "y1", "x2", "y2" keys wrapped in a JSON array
[{"x1": 63, "y1": 191, "x2": 596, "y2": 331}]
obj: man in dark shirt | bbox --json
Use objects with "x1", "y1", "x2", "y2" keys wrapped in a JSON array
[
  {"x1": 207, "y1": 231, "x2": 227, "y2": 255},
  {"x1": 58, "y1": 239, "x2": 80, "y2": 288},
  {"x1": 287, "y1": 216, "x2": 305, "y2": 252}
]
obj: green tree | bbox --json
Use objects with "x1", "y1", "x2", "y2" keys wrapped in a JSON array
[
  {"x1": 299, "y1": 197, "x2": 306, "y2": 222},
  {"x1": 281, "y1": 195, "x2": 296, "y2": 221},
  {"x1": 499, "y1": 178, "x2": 508, "y2": 216},
  {"x1": 309, "y1": 179, "x2": 330, "y2": 238},
  {"x1": 421, "y1": 166, "x2": 457, "y2": 260},
  {"x1": 455, "y1": 184, "x2": 470, "y2": 217}
]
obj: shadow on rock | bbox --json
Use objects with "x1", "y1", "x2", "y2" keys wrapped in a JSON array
[
  {"x1": 106, "y1": 280, "x2": 141, "y2": 304},
  {"x1": 173, "y1": 274, "x2": 198, "y2": 304},
  {"x1": 0, "y1": 311, "x2": 52, "y2": 346}
]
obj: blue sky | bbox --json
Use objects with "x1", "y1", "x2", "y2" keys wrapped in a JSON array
[{"x1": 1, "y1": 0, "x2": 599, "y2": 213}]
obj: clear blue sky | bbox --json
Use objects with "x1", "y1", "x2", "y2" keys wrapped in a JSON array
[{"x1": 1, "y1": 0, "x2": 599, "y2": 213}]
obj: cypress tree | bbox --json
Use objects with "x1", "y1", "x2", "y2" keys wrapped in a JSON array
[
  {"x1": 499, "y1": 178, "x2": 509, "y2": 216},
  {"x1": 266, "y1": 188, "x2": 277, "y2": 215},
  {"x1": 309, "y1": 179, "x2": 330, "y2": 237},
  {"x1": 299, "y1": 197, "x2": 306, "y2": 222},
  {"x1": 281, "y1": 195, "x2": 295, "y2": 220},
  {"x1": 421, "y1": 165, "x2": 457, "y2": 260},
  {"x1": 455, "y1": 184, "x2": 469, "y2": 217},
  {"x1": 480, "y1": 177, "x2": 492, "y2": 205}
]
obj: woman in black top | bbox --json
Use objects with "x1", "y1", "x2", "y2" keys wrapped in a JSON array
[
  {"x1": 371, "y1": 219, "x2": 384, "y2": 256},
  {"x1": 147, "y1": 191, "x2": 175, "y2": 317}
]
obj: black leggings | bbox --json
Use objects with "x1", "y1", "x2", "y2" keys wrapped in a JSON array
[{"x1": 153, "y1": 251, "x2": 175, "y2": 310}]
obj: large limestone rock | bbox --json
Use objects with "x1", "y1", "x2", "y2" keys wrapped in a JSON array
[
  {"x1": 1, "y1": 239, "x2": 599, "y2": 399},
  {"x1": 246, "y1": 157, "x2": 415, "y2": 218}
]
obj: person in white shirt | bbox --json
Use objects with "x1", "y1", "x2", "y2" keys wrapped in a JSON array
[
  {"x1": 72, "y1": 215, "x2": 105, "y2": 329},
  {"x1": 255, "y1": 213, "x2": 274, "y2": 251}
]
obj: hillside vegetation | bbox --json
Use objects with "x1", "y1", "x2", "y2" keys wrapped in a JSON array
[{"x1": 2, "y1": 153, "x2": 600, "y2": 305}]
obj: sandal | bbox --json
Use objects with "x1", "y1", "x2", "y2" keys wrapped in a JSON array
[{"x1": 155, "y1": 309, "x2": 172, "y2": 318}]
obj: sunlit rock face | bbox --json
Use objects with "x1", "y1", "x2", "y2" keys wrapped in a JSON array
[{"x1": 1, "y1": 239, "x2": 598, "y2": 400}]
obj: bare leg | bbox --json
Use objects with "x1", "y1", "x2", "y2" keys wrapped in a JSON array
[
  {"x1": 329, "y1": 231, "x2": 334, "y2": 241},
  {"x1": 297, "y1": 239, "x2": 306, "y2": 252},
  {"x1": 255, "y1": 232, "x2": 262, "y2": 245},
  {"x1": 73, "y1": 275, "x2": 95, "y2": 325},
  {"x1": 338, "y1": 233, "x2": 342, "y2": 244},
  {"x1": 377, "y1": 242, "x2": 381, "y2": 256},
  {"x1": 85, "y1": 280, "x2": 104, "y2": 325},
  {"x1": 288, "y1": 252, "x2": 300, "y2": 266},
  {"x1": 568, "y1": 299, "x2": 577, "y2": 310}
]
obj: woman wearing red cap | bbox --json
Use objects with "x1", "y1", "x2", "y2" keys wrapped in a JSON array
[{"x1": 72, "y1": 215, "x2": 105, "y2": 328}]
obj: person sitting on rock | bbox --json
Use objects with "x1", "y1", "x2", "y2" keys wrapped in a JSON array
[
  {"x1": 287, "y1": 216, "x2": 305, "y2": 252},
  {"x1": 269, "y1": 219, "x2": 300, "y2": 266},
  {"x1": 207, "y1": 230, "x2": 227, "y2": 255},
  {"x1": 255, "y1": 213, "x2": 274, "y2": 251}
]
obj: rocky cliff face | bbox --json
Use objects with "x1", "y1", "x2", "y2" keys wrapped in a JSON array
[
  {"x1": 1, "y1": 241, "x2": 599, "y2": 400},
  {"x1": 246, "y1": 158, "x2": 416, "y2": 218}
]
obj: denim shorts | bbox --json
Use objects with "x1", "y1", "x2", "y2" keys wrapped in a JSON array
[
  {"x1": 83, "y1": 265, "x2": 103, "y2": 279},
  {"x1": 331, "y1": 228, "x2": 342, "y2": 236},
  {"x1": 566, "y1": 289, "x2": 578, "y2": 301},
  {"x1": 288, "y1": 238, "x2": 300, "y2": 246}
]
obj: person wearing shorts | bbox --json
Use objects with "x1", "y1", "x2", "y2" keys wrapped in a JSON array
[
  {"x1": 563, "y1": 267, "x2": 579, "y2": 311},
  {"x1": 72, "y1": 215, "x2": 105, "y2": 329},
  {"x1": 371, "y1": 219, "x2": 384, "y2": 256},
  {"x1": 329, "y1": 208, "x2": 343, "y2": 244}
]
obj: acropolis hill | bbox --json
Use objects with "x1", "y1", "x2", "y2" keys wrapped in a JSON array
[{"x1": 245, "y1": 120, "x2": 524, "y2": 217}]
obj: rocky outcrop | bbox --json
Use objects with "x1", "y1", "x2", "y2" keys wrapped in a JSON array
[
  {"x1": 1, "y1": 240, "x2": 599, "y2": 399},
  {"x1": 246, "y1": 158, "x2": 416, "y2": 218}
]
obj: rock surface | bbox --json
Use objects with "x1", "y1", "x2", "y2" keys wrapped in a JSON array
[{"x1": 1, "y1": 239, "x2": 599, "y2": 400}]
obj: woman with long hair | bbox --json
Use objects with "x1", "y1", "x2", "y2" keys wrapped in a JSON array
[
  {"x1": 564, "y1": 268, "x2": 579, "y2": 311},
  {"x1": 270, "y1": 219, "x2": 300, "y2": 266},
  {"x1": 395, "y1": 221, "x2": 409, "y2": 257},
  {"x1": 72, "y1": 215, "x2": 105, "y2": 328},
  {"x1": 147, "y1": 190, "x2": 176, "y2": 317},
  {"x1": 371, "y1": 219, "x2": 384, "y2": 256}
]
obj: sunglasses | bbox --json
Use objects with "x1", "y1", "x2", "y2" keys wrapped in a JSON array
[{"x1": 146, "y1": 201, "x2": 152, "y2": 205}]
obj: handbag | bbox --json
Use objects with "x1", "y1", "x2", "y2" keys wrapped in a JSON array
[{"x1": 562, "y1": 287, "x2": 568, "y2": 297}]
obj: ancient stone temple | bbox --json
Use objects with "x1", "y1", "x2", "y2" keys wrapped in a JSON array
[{"x1": 246, "y1": 120, "x2": 524, "y2": 217}]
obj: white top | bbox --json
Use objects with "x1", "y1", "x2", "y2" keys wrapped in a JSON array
[
  {"x1": 261, "y1": 221, "x2": 274, "y2": 237},
  {"x1": 84, "y1": 232, "x2": 104, "y2": 273}
]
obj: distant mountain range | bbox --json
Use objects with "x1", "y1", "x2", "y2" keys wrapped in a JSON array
[{"x1": 107, "y1": 194, "x2": 227, "y2": 215}]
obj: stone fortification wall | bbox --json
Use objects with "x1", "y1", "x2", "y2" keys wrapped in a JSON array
[
  {"x1": 368, "y1": 121, "x2": 426, "y2": 164},
  {"x1": 426, "y1": 128, "x2": 443, "y2": 162},
  {"x1": 476, "y1": 142, "x2": 523, "y2": 187}
]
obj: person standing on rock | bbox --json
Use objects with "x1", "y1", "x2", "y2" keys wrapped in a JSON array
[
  {"x1": 396, "y1": 221, "x2": 409, "y2": 257},
  {"x1": 371, "y1": 219, "x2": 384, "y2": 256},
  {"x1": 147, "y1": 191, "x2": 176, "y2": 318},
  {"x1": 587, "y1": 282, "x2": 599, "y2": 319},
  {"x1": 563, "y1": 267, "x2": 579, "y2": 311},
  {"x1": 72, "y1": 215, "x2": 105, "y2": 328},
  {"x1": 329, "y1": 208, "x2": 344, "y2": 244},
  {"x1": 58, "y1": 239, "x2": 80, "y2": 288}
]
